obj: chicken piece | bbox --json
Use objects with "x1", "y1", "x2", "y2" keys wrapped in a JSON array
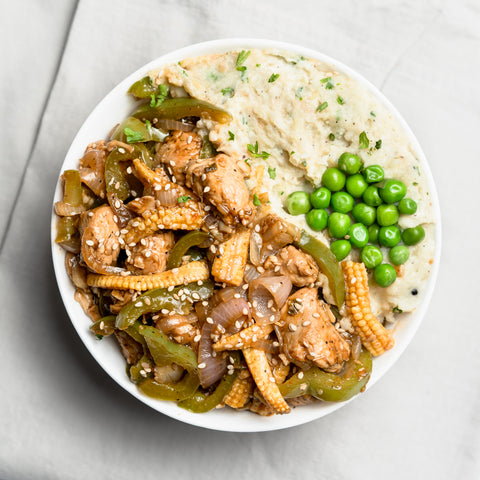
[
  {"x1": 79, "y1": 205, "x2": 122, "y2": 274},
  {"x1": 185, "y1": 154, "x2": 254, "y2": 225},
  {"x1": 79, "y1": 140, "x2": 108, "y2": 198},
  {"x1": 279, "y1": 288, "x2": 351, "y2": 373},
  {"x1": 65, "y1": 252, "x2": 88, "y2": 289},
  {"x1": 154, "y1": 130, "x2": 202, "y2": 184},
  {"x1": 126, "y1": 232, "x2": 174, "y2": 275},
  {"x1": 74, "y1": 288, "x2": 101, "y2": 321},
  {"x1": 109, "y1": 289, "x2": 135, "y2": 314},
  {"x1": 264, "y1": 246, "x2": 319, "y2": 287},
  {"x1": 114, "y1": 330, "x2": 143, "y2": 365},
  {"x1": 155, "y1": 312, "x2": 198, "y2": 345}
]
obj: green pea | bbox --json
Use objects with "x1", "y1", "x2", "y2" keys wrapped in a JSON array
[
  {"x1": 352, "y1": 203, "x2": 376, "y2": 226},
  {"x1": 306, "y1": 209, "x2": 328, "y2": 231},
  {"x1": 348, "y1": 223, "x2": 369, "y2": 248},
  {"x1": 398, "y1": 198, "x2": 417, "y2": 215},
  {"x1": 376, "y1": 204, "x2": 399, "y2": 226},
  {"x1": 362, "y1": 185, "x2": 383, "y2": 206},
  {"x1": 322, "y1": 167, "x2": 346, "y2": 192},
  {"x1": 361, "y1": 245, "x2": 383, "y2": 269},
  {"x1": 310, "y1": 187, "x2": 331, "y2": 209},
  {"x1": 389, "y1": 245, "x2": 410, "y2": 265},
  {"x1": 328, "y1": 212, "x2": 351, "y2": 238},
  {"x1": 338, "y1": 153, "x2": 363, "y2": 175},
  {"x1": 286, "y1": 191, "x2": 311, "y2": 215},
  {"x1": 374, "y1": 263, "x2": 397, "y2": 287},
  {"x1": 402, "y1": 225, "x2": 425, "y2": 245},
  {"x1": 346, "y1": 174, "x2": 368, "y2": 198},
  {"x1": 331, "y1": 191, "x2": 354, "y2": 213},
  {"x1": 368, "y1": 224, "x2": 380, "y2": 244},
  {"x1": 363, "y1": 165, "x2": 384, "y2": 183},
  {"x1": 379, "y1": 179, "x2": 407, "y2": 204},
  {"x1": 378, "y1": 226, "x2": 401, "y2": 247},
  {"x1": 330, "y1": 239, "x2": 351, "y2": 261}
]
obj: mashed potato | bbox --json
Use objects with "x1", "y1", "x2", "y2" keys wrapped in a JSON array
[{"x1": 150, "y1": 49, "x2": 435, "y2": 322}]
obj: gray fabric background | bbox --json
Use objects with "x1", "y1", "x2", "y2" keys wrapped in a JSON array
[{"x1": 1, "y1": 0, "x2": 479, "y2": 478}]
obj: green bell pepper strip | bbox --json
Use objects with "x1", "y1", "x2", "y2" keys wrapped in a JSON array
[
  {"x1": 127, "y1": 76, "x2": 158, "y2": 99},
  {"x1": 132, "y1": 98, "x2": 232, "y2": 124},
  {"x1": 279, "y1": 348, "x2": 372, "y2": 402},
  {"x1": 55, "y1": 216, "x2": 80, "y2": 253},
  {"x1": 177, "y1": 351, "x2": 242, "y2": 413},
  {"x1": 135, "y1": 325, "x2": 200, "y2": 401},
  {"x1": 166, "y1": 231, "x2": 211, "y2": 270},
  {"x1": 116, "y1": 280, "x2": 214, "y2": 330},
  {"x1": 62, "y1": 169, "x2": 83, "y2": 207},
  {"x1": 89, "y1": 315, "x2": 116, "y2": 337},
  {"x1": 105, "y1": 144, "x2": 153, "y2": 201},
  {"x1": 294, "y1": 231, "x2": 345, "y2": 307},
  {"x1": 128, "y1": 354, "x2": 154, "y2": 384},
  {"x1": 199, "y1": 135, "x2": 217, "y2": 159},
  {"x1": 111, "y1": 116, "x2": 168, "y2": 143}
]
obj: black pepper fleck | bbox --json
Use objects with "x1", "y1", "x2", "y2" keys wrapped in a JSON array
[{"x1": 411, "y1": 288, "x2": 418, "y2": 296}]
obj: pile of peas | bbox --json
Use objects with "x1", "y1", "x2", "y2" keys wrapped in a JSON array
[{"x1": 285, "y1": 153, "x2": 425, "y2": 288}]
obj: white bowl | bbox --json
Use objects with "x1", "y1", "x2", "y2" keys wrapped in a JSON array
[{"x1": 51, "y1": 38, "x2": 441, "y2": 432}]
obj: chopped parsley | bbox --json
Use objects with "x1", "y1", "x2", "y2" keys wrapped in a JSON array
[
  {"x1": 149, "y1": 84, "x2": 168, "y2": 107},
  {"x1": 337, "y1": 95, "x2": 344, "y2": 105},
  {"x1": 328, "y1": 133, "x2": 335, "y2": 141},
  {"x1": 268, "y1": 73, "x2": 280, "y2": 83},
  {"x1": 247, "y1": 141, "x2": 270, "y2": 160},
  {"x1": 221, "y1": 87, "x2": 234, "y2": 97},
  {"x1": 208, "y1": 71, "x2": 220, "y2": 81},
  {"x1": 320, "y1": 77, "x2": 331, "y2": 84},
  {"x1": 320, "y1": 77, "x2": 334, "y2": 89},
  {"x1": 95, "y1": 334, "x2": 103, "y2": 340},
  {"x1": 145, "y1": 119, "x2": 152, "y2": 134},
  {"x1": 375, "y1": 139, "x2": 382, "y2": 150},
  {"x1": 302, "y1": 160, "x2": 307, "y2": 167},
  {"x1": 413, "y1": 181, "x2": 418, "y2": 186},
  {"x1": 228, "y1": 131, "x2": 235, "y2": 141},
  {"x1": 359, "y1": 131, "x2": 370, "y2": 149},
  {"x1": 124, "y1": 127, "x2": 145, "y2": 144},
  {"x1": 236, "y1": 50, "x2": 251, "y2": 67},
  {"x1": 280, "y1": 191, "x2": 284, "y2": 196},
  {"x1": 244, "y1": 158, "x2": 251, "y2": 166},
  {"x1": 295, "y1": 87, "x2": 304, "y2": 100},
  {"x1": 268, "y1": 166, "x2": 276, "y2": 179},
  {"x1": 317, "y1": 101, "x2": 328, "y2": 112},
  {"x1": 392, "y1": 306, "x2": 403, "y2": 314},
  {"x1": 370, "y1": 111, "x2": 376, "y2": 117},
  {"x1": 290, "y1": 151, "x2": 295, "y2": 156},
  {"x1": 177, "y1": 195, "x2": 191, "y2": 203},
  {"x1": 256, "y1": 63, "x2": 261, "y2": 67},
  {"x1": 253, "y1": 194, "x2": 262, "y2": 206}
]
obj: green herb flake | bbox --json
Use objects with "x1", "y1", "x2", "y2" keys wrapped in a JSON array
[
  {"x1": 149, "y1": 84, "x2": 169, "y2": 107},
  {"x1": 253, "y1": 194, "x2": 262, "y2": 206},
  {"x1": 413, "y1": 181, "x2": 418, "y2": 186},
  {"x1": 244, "y1": 158, "x2": 251, "y2": 166},
  {"x1": 145, "y1": 119, "x2": 152, "y2": 133},
  {"x1": 359, "y1": 131, "x2": 370, "y2": 149},
  {"x1": 290, "y1": 151, "x2": 295, "y2": 156},
  {"x1": 228, "y1": 131, "x2": 235, "y2": 141},
  {"x1": 337, "y1": 95, "x2": 345, "y2": 105},
  {"x1": 370, "y1": 111, "x2": 376, "y2": 117},
  {"x1": 375, "y1": 139, "x2": 382, "y2": 150},
  {"x1": 302, "y1": 161, "x2": 307, "y2": 166},
  {"x1": 317, "y1": 101, "x2": 328, "y2": 112},
  {"x1": 295, "y1": 87, "x2": 304, "y2": 100},
  {"x1": 95, "y1": 334, "x2": 103, "y2": 340},
  {"x1": 177, "y1": 195, "x2": 192, "y2": 203},
  {"x1": 320, "y1": 77, "x2": 331, "y2": 84},
  {"x1": 280, "y1": 191, "x2": 284, "y2": 196},
  {"x1": 256, "y1": 63, "x2": 261, "y2": 67},
  {"x1": 247, "y1": 141, "x2": 271, "y2": 160},
  {"x1": 268, "y1": 73, "x2": 280, "y2": 83},
  {"x1": 393, "y1": 306, "x2": 403, "y2": 314},
  {"x1": 328, "y1": 133, "x2": 335, "y2": 141},
  {"x1": 208, "y1": 71, "x2": 220, "y2": 81},
  {"x1": 124, "y1": 127, "x2": 145, "y2": 144},
  {"x1": 236, "y1": 50, "x2": 251, "y2": 67},
  {"x1": 221, "y1": 87, "x2": 234, "y2": 97},
  {"x1": 268, "y1": 166, "x2": 276, "y2": 179}
]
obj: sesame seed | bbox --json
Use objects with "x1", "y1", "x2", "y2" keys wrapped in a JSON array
[
  {"x1": 201, "y1": 174, "x2": 207, "y2": 181},
  {"x1": 144, "y1": 297, "x2": 152, "y2": 306},
  {"x1": 126, "y1": 166, "x2": 132, "y2": 174},
  {"x1": 169, "y1": 160, "x2": 176, "y2": 166},
  {"x1": 298, "y1": 371, "x2": 304, "y2": 379},
  {"x1": 242, "y1": 284, "x2": 249, "y2": 290},
  {"x1": 272, "y1": 341, "x2": 279, "y2": 347},
  {"x1": 235, "y1": 342, "x2": 243, "y2": 348},
  {"x1": 197, "y1": 280, "x2": 203, "y2": 286},
  {"x1": 99, "y1": 321, "x2": 105, "y2": 330},
  {"x1": 252, "y1": 325, "x2": 259, "y2": 332},
  {"x1": 187, "y1": 135, "x2": 193, "y2": 144},
  {"x1": 228, "y1": 370, "x2": 234, "y2": 375},
  {"x1": 312, "y1": 312, "x2": 320, "y2": 318},
  {"x1": 152, "y1": 314, "x2": 159, "y2": 320},
  {"x1": 118, "y1": 238, "x2": 125, "y2": 245},
  {"x1": 145, "y1": 251, "x2": 151, "y2": 258},
  {"x1": 257, "y1": 266, "x2": 265, "y2": 274},
  {"x1": 204, "y1": 186, "x2": 211, "y2": 193},
  {"x1": 135, "y1": 301, "x2": 143, "y2": 307},
  {"x1": 267, "y1": 300, "x2": 274, "y2": 308},
  {"x1": 167, "y1": 285, "x2": 174, "y2": 292},
  {"x1": 270, "y1": 376, "x2": 276, "y2": 383},
  {"x1": 140, "y1": 370, "x2": 147, "y2": 377},
  {"x1": 113, "y1": 215, "x2": 119, "y2": 223},
  {"x1": 206, "y1": 317, "x2": 213, "y2": 324},
  {"x1": 132, "y1": 221, "x2": 139, "y2": 227},
  {"x1": 161, "y1": 309, "x2": 169, "y2": 315},
  {"x1": 192, "y1": 292, "x2": 200, "y2": 300},
  {"x1": 115, "y1": 200, "x2": 121, "y2": 209},
  {"x1": 115, "y1": 182, "x2": 120, "y2": 190},
  {"x1": 198, "y1": 363, "x2": 206, "y2": 369},
  {"x1": 120, "y1": 229, "x2": 128, "y2": 234},
  {"x1": 274, "y1": 266, "x2": 281, "y2": 272},
  {"x1": 242, "y1": 308, "x2": 248, "y2": 315},
  {"x1": 202, "y1": 301, "x2": 208, "y2": 306},
  {"x1": 165, "y1": 184, "x2": 171, "y2": 191},
  {"x1": 154, "y1": 185, "x2": 162, "y2": 191},
  {"x1": 172, "y1": 268, "x2": 179, "y2": 274},
  {"x1": 270, "y1": 315, "x2": 275, "y2": 322},
  {"x1": 302, "y1": 320, "x2": 311, "y2": 326},
  {"x1": 128, "y1": 242, "x2": 136, "y2": 247},
  {"x1": 86, "y1": 240, "x2": 94, "y2": 246},
  {"x1": 204, "y1": 205, "x2": 211, "y2": 211},
  {"x1": 288, "y1": 324, "x2": 297, "y2": 332},
  {"x1": 194, "y1": 334, "x2": 201, "y2": 342},
  {"x1": 235, "y1": 320, "x2": 243, "y2": 329},
  {"x1": 252, "y1": 335, "x2": 257, "y2": 342},
  {"x1": 254, "y1": 225, "x2": 260, "y2": 233},
  {"x1": 118, "y1": 147, "x2": 126, "y2": 154},
  {"x1": 300, "y1": 383, "x2": 307, "y2": 391}
]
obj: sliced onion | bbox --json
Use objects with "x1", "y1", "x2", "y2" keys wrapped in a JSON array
[
  {"x1": 249, "y1": 231, "x2": 263, "y2": 266},
  {"x1": 54, "y1": 202, "x2": 85, "y2": 216},
  {"x1": 154, "y1": 188, "x2": 180, "y2": 206},
  {"x1": 351, "y1": 334, "x2": 362, "y2": 361},
  {"x1": 156, "y1": 313, "x2": 197, "y2": 333},
  {"x1": 154, "y1": 364, "x2": 184, "y2": 384},
  {"x1": 107, "y1": 192, "x2": 135, "y2": 228},
  {"x1": 244, "y1": 263, "x2": 260, "y2": 283},
  {"x1": 249, "y1": 275, "x2": 292, "y2": 325},
  {"x1": 197, "y1": 297, "x2": 251, "y2": 388},
  {"x1": 157, "y1": 119, "x2": 195, "y2": 132}
]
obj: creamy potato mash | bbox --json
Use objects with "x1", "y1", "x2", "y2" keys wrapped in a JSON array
[{"x1": 149, "y1": 49, "x2": 435, "y2": 322}]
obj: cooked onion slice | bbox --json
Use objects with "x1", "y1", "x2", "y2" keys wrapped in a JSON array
[
  {"x1": 249, "y1": 275, "x2": 292, "y2": 325},
  {"x1": 156, "y1": 119, "x2": 195, "y2": 132}
]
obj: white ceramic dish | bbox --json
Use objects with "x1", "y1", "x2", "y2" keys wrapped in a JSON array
[{"x1": 51, "y1": 38, "x2": 441, "y2": 432}]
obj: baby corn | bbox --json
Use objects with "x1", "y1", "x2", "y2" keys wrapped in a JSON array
[
  {"x1": 224, "y1": 375, "x2": 254, "y2": 409},
  {"x1": 87, "y1": 260, "x2": 209, "y2": 291},
  {"x1": 211, "y1": 228, "x2": 251, "y2": 286},
  {"x1": 341, "y1": 261, "x2": 395, "y2": 356},
  {"x1": 213, "y1": 324, "x2": 273, "y2": 351}
]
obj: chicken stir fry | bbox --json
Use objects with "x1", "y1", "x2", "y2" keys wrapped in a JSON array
[{"x1": 55, "y1": 77, "x2": 393, "y2": 416}]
